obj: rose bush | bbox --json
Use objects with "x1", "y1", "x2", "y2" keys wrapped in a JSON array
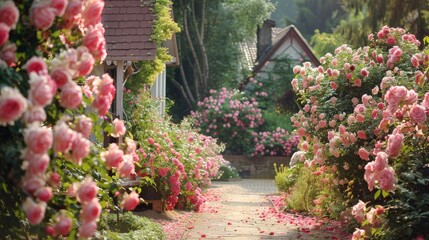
[
  {"x1": 0, "y1": 1, "x2": 142, "y2": 238},
  {"x1": 190, "y1": 86, "x2": 298, "y2": 157},
  {"x1": 125, "y1": 91, "x2": 225, "y2": 211},
  {"x1": 290, "y1": 26, "x2": 429, "y2": 239}
]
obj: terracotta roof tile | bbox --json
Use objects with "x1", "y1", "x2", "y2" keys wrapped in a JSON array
[{"x1": 102, "y1": 0, "x2": 156, "y2": 61}]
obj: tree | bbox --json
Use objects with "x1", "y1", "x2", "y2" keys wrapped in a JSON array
[
  {"x1": 169, "y1": 0, "x2": 274, "y2": 119},
  {"x1": 336, "y1": 0, "x2": 429, "y2": 48}
]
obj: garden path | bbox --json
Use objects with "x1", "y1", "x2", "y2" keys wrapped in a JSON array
[{"x1": 178, "y1": 179, "x2": 349, "y2": 240}]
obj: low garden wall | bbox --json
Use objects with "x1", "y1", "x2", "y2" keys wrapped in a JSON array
[{"x1": 223, "y1": 155, "x2": 290, "y2": 178}]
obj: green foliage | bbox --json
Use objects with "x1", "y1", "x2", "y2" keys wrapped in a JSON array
[
  {"x1": 96, "y1": 212, "x2": 165, "y2": 240},
  {"x1": 310, "y1": 29, "x2": 345, "y2": 58},
  {"x1": 274, "y1": 163, "x2": 302, "y2": 192},
  {"x1": 286, "y1": 166, "x2": 320, "y2": 212},
  {"x1": 216, "y1": 164, "x2": 240, "y2": 180}
]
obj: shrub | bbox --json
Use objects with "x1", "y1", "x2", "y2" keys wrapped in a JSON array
[
  {"x1": 191, "y1": 87, "x2": 298, "y2": 157},
  {"x1": 216, "y1": 164, "x2": 240, "y2": 180},
  {"x1": 290, "y1": 26, "x2": 429, "y2": 239},
  {"x1": 96, "y1": 212, "x2": 164, "y2": 240},
  {"x1": 273, "y1": 163, "x2": 302, "y2": 192}
]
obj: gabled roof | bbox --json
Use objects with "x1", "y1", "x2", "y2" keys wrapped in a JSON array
[
  {"x1": 253, "y1": 25, "x2": 319, "y2": 74},
  {"x1": 102, "y1": 0, "x2": 157, "y2": 61}
]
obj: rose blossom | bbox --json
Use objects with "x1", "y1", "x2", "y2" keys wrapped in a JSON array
[
  {"x1": 374, "y1": 151, "x2": 388, "y2": 171},
  {"x1": 0, "y1": 86, "x2": 28, "y2": 126},
  {"x1": 22, "y1": 105, "x2": 46, "y2": 124},
  {"x1": 25, "y1": 57, "x2": 48, "y2": 74},
  {"x1": 28, "y1": 73, "x2": 55, "y2": 107},
  {"x1": 351, "y1": 200, "x2": 366, "y2": 223},
  {"x1": 124, "y1": 137, "x2": 137, "y2": 154},
  {"x1": 78, "y1": 220, "x2": 97, "y2": 238},
  {"x1": 53, "y1": 121, "x2": 76, "y2": 153},
  {"x1": 118, "y1": 154, "x2": 135, "y2": 177},
  {"x1": 121, "y1": 191, "x2": 140, "y2": 211},
  {"x1": 24, "y1": 125, "x2": 53, "y2": 154},
  {"x1": 49, "y1": 172, "x2": 61, "y2": 188},
  {"x1": 22, "y1": 197, "x2": 46, "y2": 225},
  {"x1": 379, "y1": 167, "x2": 396, "y2": 192},
  {"x1": 76, "y1": 177, "x2": 98, "y2": 203},
  {"x1": 409, "y1": 104, "x2": 426, "y2": 123},
  {"x1": 77, "y1": 51, "x2": 95, "y2": 77},
  {"x1": 358, "y1": 148, "x2": 370, "y2": 161},
  {"x1": 54, "y1": 212, "x2": 72, "y2": 236},
  {"x1": 69, "y1": 133, "x2": 91, "y2": 164},
  {"x1": 386, "y1": 132, "x2": 404, "y2": 158},
  {"x1": 24, "y1": 153, "x2": 50, "y2": 175},
  {"x1": 50, "y1": 68, "x2": 72, "y2": 88},
  {"x1": 75, "y1": 115, "x2": 93, "y2": 138},
  {"x1": 82, "y1": 0, "x2": 104, "y2": 27},
  {"x1": 83, "y1": 24, "x2": 106, "y2": 61},
  {"x1": 80, "y1": 198, "x2": 101, "y2": 222},
  {"x1": 101, "y1": 143, "x2": 123, "y2": 169},
  {"x1": 60, "y1": 81, "x2": 82, "y2": 109},
  {"x1": 352, "y1": 228, "x2": 366, "y2": 240},
  {"x1": 22, "y1": 175, "x2": 45, "y2": 195},
  {"x1": 50, "y1": 0, "x2": 68, "y2": 16},
  {"x1": 111, "y1": 118, "x2": 126, "y2": 137},
  {"x1": 0, "y1": 1, "x2": 19, "y2": 29},
  {"x1": 1, "y1": 42, "x2": 16, "y2": 67},
  {"x1": 30, "y1": 2, "x2": 56, "y2": 31},
  {"x1": 36, "y1": 186, "x2": 53, "y2": 202},
  {"x1": 0, "y1": 23, "x2": 10, "y2": 46}
]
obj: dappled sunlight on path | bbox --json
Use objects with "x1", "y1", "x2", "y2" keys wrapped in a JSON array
[{"x1": 159, "y1": 179, "x2": 350, "y2": 240}]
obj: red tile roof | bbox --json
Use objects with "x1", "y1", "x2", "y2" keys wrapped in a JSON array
[{"x1": 102, "y1": 0, "x2": 157, "y2": 61}]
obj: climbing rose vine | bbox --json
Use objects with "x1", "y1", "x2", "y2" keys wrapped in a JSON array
[
  {"x1": 291, "y1": 26, "x2": 429, "y2": 239},
  {"x1": 0, "y1": 0, "x2": 140, "y2": 238}
]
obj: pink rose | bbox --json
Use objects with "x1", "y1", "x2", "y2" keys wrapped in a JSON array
[
  {"x1": 92, "y1": 94, "x2": 112, "y2": 116},
  {"x1": 124, "y1": 137, "x2": 137, "y2": 154},
  {"x1": 0, "y1": 22, "x2": 10, "y2": 46},
  {"x1": 30, "y1": 2, "x2": 56, "y2": 31},
  {"x1": 75, "y1": 116, "x2": 93, "y2": 138},
  {"x1": 53, "y1": 121, "x2": 76, "y2": 153},
  {"x1": 77, "y1": 178, "x2": 98, "y2": 203},
  {"x1": 410, "y1": 105, "x2": 426, "y2": 124},
  {"x1": 28, "y1": 73, "x2": 54, "y2": 107},
  {"x1": 83, "y1": 24, "x2": 106, "y2": 60},
  {"x1": 351, "y1": 200, "x2": 366, "y2": 223},
  {"x1": 50, "y1": 68, "x2": 72, "y2": 88},
  {"x1": 111, "y1": 118, "x2": 126, "y2": 137},
  {"x1": 60, "y1": 81, "x2": 82, "y2": 109},
  {"x1": 358, "y1": 148, "x2": 370, "y2": 161},
  {"x1": 0, "y1": 1, "x2": 19, "y2": 28},
  {"x1": 101, "y1": 143, "x2": 124, "y2": 169},
  {"x1": 374, "y1": 151, "x2": 388, "y2": 172},
  {"x1": 24, "y1": 153, "x2": 50, "y2": 175},
  {"x1": 25, "y1": 57, "x2": 48, "y2": 75},
  {"x1": 98, "y1": 74, "x2": 115, "y2": 96},
  {"x1": 80, "y1": 198, "x2": 101, "y2": 222},
  {"x1": 118, "y1": 155, "x2": 135, "y2": 177},
  {"x1": 379, "y1": 167, "x2": 396, "y2": 192},
  {"x1": 405, "y1": 90, "x2": 418, "y2": 105},
  {"x1": 23, "y1": 105, "x2": 46, "y2": 124},
  {"x1": 36, "y1": 186, "x2": 53, "y2": 202},
  {"x1": 49, "y1": 172, "x2": 61, "y2": 188},
  {"x1": 82, "y1": 0, "x2": 104, "y2": 27},
  {"x1": 24, "y1": 125, "x2": 53, "y2": 154},
  {"x1": 158, "y1": 167, "x2": 170, "y2": 177},
  {"x1": 50, "y1": 0, "x2": 68, "y2": 16},
  {"x1": 70, "y1": 133, "x2": 91, "y2": 165},
  {"x1": 352, "y1": 228, "x2": 366, "y2": 240},
  {"x1": 121, "y1": 191, "x2": 140, "y2": 211},
  {"x1": 22, "y1": 175, "x2": 46, "y2": 195},
  {"x1": 77, "y1": 51, "x2": 94, "y2": 77},
  {"x1": 54, "y1": 212, "x2": 72, "y2": 236},
  {"x1": 22, "y1": 197, "x2": 46, "y2": 225},
  {"x1": 0, "y1": 87, "x2": 28, "y2": 126},
  {"x1": 386, "y1": 132, "x2": 404, "y2": 158},
  {"x1": 148, "y1": 137, "x2": 155, "y2": 145},
  {"x1": 1, "y1": 43, "x2": 17, "y2": 66},
  {"x1": 78, "y1": 220, "x2": 97, "y2": 238}
]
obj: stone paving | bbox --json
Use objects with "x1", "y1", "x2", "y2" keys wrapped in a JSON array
[{"x1": 180, "y1": 179, "x2": 348, "y2": 240}]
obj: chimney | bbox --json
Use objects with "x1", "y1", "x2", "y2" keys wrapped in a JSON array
[{"x1": 257, "y1": 19, "x2": 276, "y2": 61}]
